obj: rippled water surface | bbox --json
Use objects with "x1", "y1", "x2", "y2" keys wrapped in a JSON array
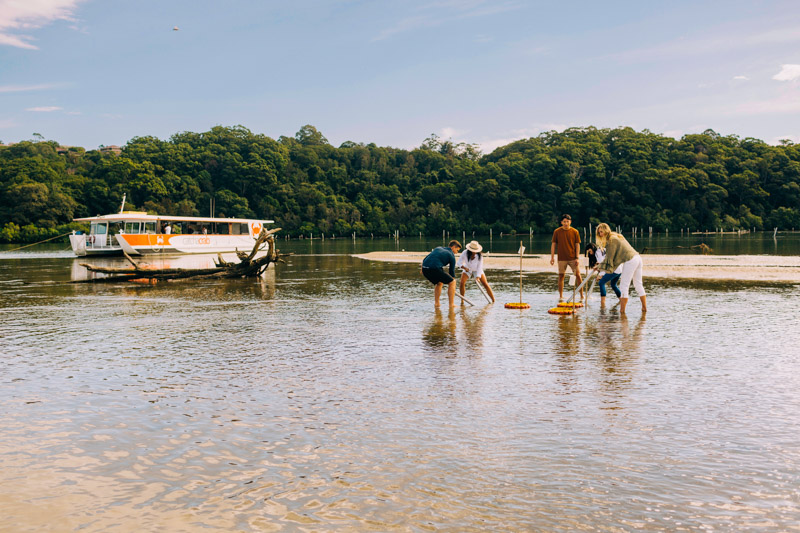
[{"x1": 1, "y1": 245, "x2": 799, "y2": 532}]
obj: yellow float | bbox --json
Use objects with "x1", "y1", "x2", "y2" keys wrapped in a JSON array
[
  {"x1": 504, "y1": 302, "x2": 530, "y2": 309},
  {"x1": 548, "y1": 306, "x2": 574, "y2": 315},
  {"x1": 557, "y1": 301, "x2": 584, "y2": 308}
]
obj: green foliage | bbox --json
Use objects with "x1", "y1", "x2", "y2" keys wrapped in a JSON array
[{"x1": 2, "y1": 125, "x2": 800, "y2": 242}]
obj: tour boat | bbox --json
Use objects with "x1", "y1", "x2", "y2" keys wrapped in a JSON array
[{"x1": 69, "y1": 212, "x2": 274, "y2": 256}]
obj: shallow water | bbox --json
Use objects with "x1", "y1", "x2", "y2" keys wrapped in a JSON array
[{"x1": 1, "y1": 248, "x2": 799, "y2": 531}]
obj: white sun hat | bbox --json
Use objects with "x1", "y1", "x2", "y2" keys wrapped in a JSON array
[{"x1": 466, "y1": 240, "x2": 483, "y2": 253}]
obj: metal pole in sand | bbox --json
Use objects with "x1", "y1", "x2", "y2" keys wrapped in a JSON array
[
  {"x1": 519, "y1": 241, "x2": 524, "y2": 303},
  {"x1": 504, "y1": 241, "x2": 530, "y2": 309}
]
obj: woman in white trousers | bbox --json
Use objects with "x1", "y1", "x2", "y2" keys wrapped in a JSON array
[{"x1": 594, "y1": 223, "x2": 647, "y2": 314}]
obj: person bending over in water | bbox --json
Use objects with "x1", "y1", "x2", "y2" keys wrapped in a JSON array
[
  {"x1": 593, "y1": 223, "x2": 647, "y2": 314},
  {"x1": 421, "y1": 240, "x2": 462, "y2": 308},
  {"x1": 457, "y1": 240, "x2": 495, "y2": 303}
]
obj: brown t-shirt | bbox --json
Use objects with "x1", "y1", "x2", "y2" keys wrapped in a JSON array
[{"x1": 551, "y1": 226, "x2": 581, "y2": 261}]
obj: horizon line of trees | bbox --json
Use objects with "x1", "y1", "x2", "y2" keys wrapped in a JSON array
[{"x1": 1, "y1": 124, "x2": 799, "y2": 244}]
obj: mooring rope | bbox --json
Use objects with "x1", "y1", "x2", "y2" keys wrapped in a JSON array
[{"x1": 1, "y1": 231, "x2": 73, "y2": 253}]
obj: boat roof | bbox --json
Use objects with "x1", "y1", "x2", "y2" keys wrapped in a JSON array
[{"x1": 74, "y1": 212, "x2": 274, "y2": 224}]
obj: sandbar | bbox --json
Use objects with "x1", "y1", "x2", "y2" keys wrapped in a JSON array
[{"x1": 353, "y1": 252, "x2": 800, "y2": 282}]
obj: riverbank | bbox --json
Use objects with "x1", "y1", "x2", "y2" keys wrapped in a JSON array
[{"x1": 354, "y1": 252, "x2": 800, "y2": 282}]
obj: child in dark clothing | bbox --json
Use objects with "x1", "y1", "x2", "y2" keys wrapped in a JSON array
[{"x1": 585, "y1": 242, "x2": 621, "y2": 304}]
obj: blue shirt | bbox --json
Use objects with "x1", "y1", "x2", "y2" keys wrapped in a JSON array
[{"x1": 422, "y1": 246, "x2": 456, "y2": 278}]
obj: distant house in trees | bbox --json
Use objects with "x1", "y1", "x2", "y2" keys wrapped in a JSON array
[{"x1": 98, "y1": 144, "x2": 122, "y2": 155}]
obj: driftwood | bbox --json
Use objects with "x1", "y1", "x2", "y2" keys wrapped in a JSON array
[{"x1": 74, "y1": 227, "x2": 286, "y2": 283}]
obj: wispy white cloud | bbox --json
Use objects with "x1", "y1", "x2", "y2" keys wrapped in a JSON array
[
  {"x1": 612, "y1": 25, "x2": 800, "y2": 63},
  {"x1": 0, "y1": 0, "x2": 86, "y2": 50},
  {"x1": 661, "y1": 129, "x2": 685, "y2": 140},
  {"x1": 0, "y1": 82, "x2": 63, "y2": 93},
  {"x1": 26, "y1": 106, "x2": 62, "y2": 112},
  {"x1": 768, "y1": 134, "x2": 800, "y2": 145},
  {"x1": 478, "y1": 136, "x2": 524, "y2": 153},
  {"x1": 524, "y1": 45, "x2": 549, "y2": 56},
  {"x1": 733, "y1": 75, "x2": 749, "y2": 81},
  {"x1": 475, "y1": 124, "x2": 571, "y2": 153},
  {"x1": 440, "y1": 126, "x2": 468, "y2": 139},
  {"x1": 373, "y1": 0, "x2": 521, "y2": 41},
  {"x1": 773, "y1": 64, "x2": 800, "y2": 81},
  {"x1": 733, "y1": 92, "x2": 800, "y2": 115},
  {"x1": 0, "y1": 118, "x2": 16, "y2": 129}
]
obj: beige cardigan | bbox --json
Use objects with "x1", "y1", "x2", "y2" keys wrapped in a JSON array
[{"x1": 598, "y1": 235, "x2": 637, "y2": 273}]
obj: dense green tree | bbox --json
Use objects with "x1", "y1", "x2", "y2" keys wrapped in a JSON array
[{"x1": 2, "y1": 124, "x2": 800, "y2": 243}]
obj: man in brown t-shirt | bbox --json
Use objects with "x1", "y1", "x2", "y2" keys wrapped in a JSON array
[{"x1": 550, "y1": 213, "x2": 582, "y2": 301}]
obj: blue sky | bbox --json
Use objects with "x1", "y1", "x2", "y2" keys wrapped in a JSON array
[{"x1": 2, "y1": 0, "x2": 800, "y2": 152}]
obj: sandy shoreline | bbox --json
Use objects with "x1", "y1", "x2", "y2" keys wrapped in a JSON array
[{"x1": 353, "y1": 251, "x2": 800, "y2": 282}]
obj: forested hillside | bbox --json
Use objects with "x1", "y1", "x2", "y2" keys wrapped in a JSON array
[{"x1": 2, "y1": 124, "x2": 799, "y2": 243}]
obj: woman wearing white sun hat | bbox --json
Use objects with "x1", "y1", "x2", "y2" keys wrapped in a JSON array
[{"x1": 457, "y1": 240, "x2": 495, "y2": 303}]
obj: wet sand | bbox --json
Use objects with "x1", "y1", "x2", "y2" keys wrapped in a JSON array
[{"x1": 354, "y1": 252, "x2": 800, "y2": 282}]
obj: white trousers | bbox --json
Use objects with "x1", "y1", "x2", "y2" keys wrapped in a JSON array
[{"x1": 618, "y1": 254, "x2": 645, "y2": 299}]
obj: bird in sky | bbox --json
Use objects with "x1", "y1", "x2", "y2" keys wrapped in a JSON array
[{"x1": 173, "y1": 26, "x2": 179, "y2": 31}]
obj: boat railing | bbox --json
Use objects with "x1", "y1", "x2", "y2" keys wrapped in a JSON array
[{"x1": 82, "y1": 234, "x2": 120, "y2": 249}]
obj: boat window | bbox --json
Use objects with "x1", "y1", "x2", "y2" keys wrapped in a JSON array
[
  {"x1": 215, "y1": 223, "x2": 230, "y2": 235},
  {"x1": 91, "y1": 222, "x2": 108, "y2": 235},
  {"x1": 144, "y1": 222, "x2": 157, "y2": 234},
  {"x1": 124, "y1": 222, "x2": 141, "y2": 234},
  {"x1": 110, "y1": 222, "x2": 123, "y2": 234}
]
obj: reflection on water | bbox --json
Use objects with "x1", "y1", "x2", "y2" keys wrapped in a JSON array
[
  {"x1": 1, "y1": 254, "x2": 800, "y2": 531},
  {"x1": 422, "y1": 308, "x2": 458, "y2": 353}
]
